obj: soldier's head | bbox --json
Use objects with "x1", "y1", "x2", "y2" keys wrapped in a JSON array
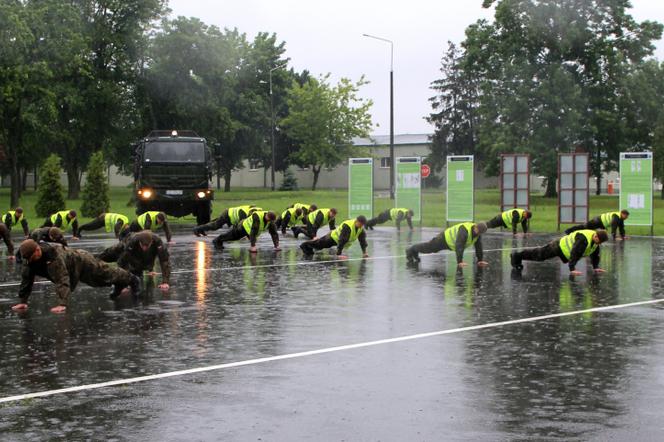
[
  {"x1": 67, "y1": 210, "x2": 77, "y2": 220},
  {"x1": 594, "y1": 229, "x2": 609, "y2": 244},
  {"x1": 524, "y1": 210, "x2": 533, "y2": 219},
  {"x1": 309, "y1": 204, "x2": 318, "y2": 212},
  {"x1": 620, "y1": 209, "x2": 630, "y2": 220},
  {"x1": 329, "y1": 208, "x2": 338, "y2": 219},
  {"x1": 355, "y1": 215, "x2": 367, "y2": 228},
  {"x1": 294, "y1": 208, "x2": 303, "y2": 217},
  {"x1": 135, "y1": 231, "x2": 153, "y2": 251},
  {"x1": 264, "y1": 211, "x2": 277, "y2": 223},
  {"x1": 408, "y1": 209, "x2": 415, "y2": 217},
  {"x1": 15, "y1": 207, "x2": 23, "y2": 216},
  {"x1": 474, "y1": 222, "x2": 488, "y2": 236},
  {"x1": 155, "y1": 212, "x2": 167, "y2": 225},
  {"x1": 20, "y1": 240, "x2": 42, "y2": 262},
  {"x1": 48, "y1": 227, "x2": 64, "y2": 243}
]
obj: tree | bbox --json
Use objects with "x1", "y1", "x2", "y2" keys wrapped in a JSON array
[
  {"x1": 282, "y1": 75, "x2": 373, "y2": 190},
  {"x1": 80, "y1": 151, "x2": 110, "y2": 217},
  {"x1": 440, "y1": 0, "x2": 663, "y2": 197},
  {"x1": 35, "y1": 154, "x2": 65, "y2": 218},
  {"x1": 427, "y1": 42, "x2": 481, "y2": 173}
]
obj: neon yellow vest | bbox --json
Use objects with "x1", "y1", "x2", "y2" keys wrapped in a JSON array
[
  {"x1": 243, "y1": 211, "x2": 267, "y2": 235},
  {"x1": 137, "y1": 211, "x2": 162, "y2": 231},
  {"x1": 281, "y1": 208, "x2": 302, "y2": 227},
  {"x1": 331, "y1": 220, "x2": 363, "y2": 244},
  {"x1": 51, "y1": 211, "x2": 74, "y2": 230},
  {"x1": 293, "y1": 203, "x2": 311, "y2": 212},
  {"x1": 390, "y1": 208, "x2": 409, "y2": 219},
  {"x1": 229, "y1": 205, "x2": 254, "y2": 225},
  {"x1": 104, "y1": 213, "x2": 129, "y2": 232},
  {"x1": 444, "y1": 223, "x2": 477, "y2": 251},
  {"x1": 308, "y1": 209, "x2": 331, "y2": 225},
  {"x1": 501, "y1": 208, "x2": 527, "y2": 227},
  {"x1": 559, "y1": 230, "x2": 598, "y2": 260},
  {"x1": 5, "y1": 211, "x2": 23, "y2": 224},
  {"x1": 600, "y1": 212, "x2": 620, "y2": 229}
]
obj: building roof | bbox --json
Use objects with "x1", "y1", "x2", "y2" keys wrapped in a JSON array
[{"x1": 352, "y1": 133, "x2": 431, "y2": 147}]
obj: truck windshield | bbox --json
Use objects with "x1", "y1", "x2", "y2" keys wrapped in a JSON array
[{"x1": 144, "y1": 141, "x2": 206, "y2": 163}]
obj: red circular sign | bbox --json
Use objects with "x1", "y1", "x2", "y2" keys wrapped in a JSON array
[{"x1": 421, "y1": 164, "x2": 431, "y2": 178}]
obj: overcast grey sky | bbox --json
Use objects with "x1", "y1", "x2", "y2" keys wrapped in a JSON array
[{"x1": 168, "y1": 0, "x2": 664, "y2": 136}]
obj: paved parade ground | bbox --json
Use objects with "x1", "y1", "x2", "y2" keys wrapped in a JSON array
[{"x1": 1, "y1": 228, "x2": 663, "y2": 440}]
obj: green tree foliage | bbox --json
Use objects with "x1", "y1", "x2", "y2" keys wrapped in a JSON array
[
  {"x1": 35, "y1": 154, "x2": 65, "y2": 217},
  {"x1": 80, "y1": 151, "x2": 110, "y2": 217},
  {"x1": 282, "y1": 75, "x2": 373, "y2": 190},
  {"x1": 433, "y1": 0, "x2": 663, "y2": 197},
  {"x1": 278, "y1": 168, "x2": 298, "y2": 191}
]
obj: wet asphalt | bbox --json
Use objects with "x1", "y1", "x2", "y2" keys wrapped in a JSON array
[{"x1": 0, "y1": 227, "x2": 663, "y2": 441}]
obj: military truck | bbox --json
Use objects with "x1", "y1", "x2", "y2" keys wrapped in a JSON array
[{"x1": 133, "y1": 130, "x2": 214, "y2": 225}]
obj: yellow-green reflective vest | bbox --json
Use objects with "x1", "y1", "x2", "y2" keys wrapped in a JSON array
[
  {"x1": 5, "y1": 211, "x2": 23, "y2": 224},
  {"x1": 243, "y1": 211, "x2": 267, "y2": 235},
  {"x1": 293, "y1": 203, "x2": 311, "y2": 212},
  {"x1": 137, "y1": 211, "x2": 162, "y2": 230},
  {"x1": 51, "y1": 211, "x2": 74, "y2": 230},
  {"x1": 559, "y1": 230, "x2": 598, "y2": 260},
  {"x1": 330, "y1": 220, "x2": 363, "y2": 244},
  {"x1": 444, "y1": 222, "x2": 477, "y2": 251},
  {"x1": 281, "y1": 208, "x2": 302, "y2": 226},
  {"x1": 104, "y1": 213, "x2": 129, "y2": 232},
  {"x1": 600, "y1": 212, "x2": 620, "y2": 229},
  {"x1": 229, "y1": 205, "x2": 254, "y2": 225},
  {"x1": 390, "y1": 208, "x2": 409, "y2": 219},
  {"x1": 308, "y1": 209, "x2": 332, "y2": 225},
  {"x1": 501, "y1": 208, "x2": 527, "y2": 227}
]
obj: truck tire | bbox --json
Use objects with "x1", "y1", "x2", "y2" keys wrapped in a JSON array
[{"x1": 196, "y1": 201, "x2": 211, "y2": 225}]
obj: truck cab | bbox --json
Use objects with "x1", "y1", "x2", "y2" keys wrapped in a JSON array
[{"x1": 134, "y1": 130, "x2": 213, "y2": 225}]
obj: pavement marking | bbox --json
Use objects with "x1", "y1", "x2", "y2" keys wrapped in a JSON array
[
  {"x1": 0, "y1": 297, "x2": 662, "y2": 404},
  {"x1": 0, "y1": 246, "x2": 536, "y2": 287}
]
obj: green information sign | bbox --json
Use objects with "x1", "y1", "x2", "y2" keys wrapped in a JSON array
[
  {"x1": 447, "y1": 155, "x2": 474, "y2": 222},
  {"x1": 395, "y1": 157, "x2": 422, "y2": 223},
  {"x1": 348, "y1": 158, "x2": 373, "y2": 219},
  {"x1": 619, "y1": 152, "x2": 653, "y2": 226}
]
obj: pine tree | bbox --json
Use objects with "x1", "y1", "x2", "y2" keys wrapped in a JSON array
[
  {"x1": 80, "y1": 151, "x2": 110, "y2": 217},
  {"x1": 35, "y1": 154, "x2": 66, "y2": 217},
  {"x1": 279, "y1": 168, "x2": 299, "y2": 191}
]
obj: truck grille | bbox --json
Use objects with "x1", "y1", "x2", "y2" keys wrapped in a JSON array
[{"x1": 140, "y1": 165, "x2": 209, "y2": 188}]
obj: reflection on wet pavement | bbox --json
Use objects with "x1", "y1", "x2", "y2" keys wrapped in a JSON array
[{"x1": 0, "y1": 228, "x2": 662, "y2": 440}]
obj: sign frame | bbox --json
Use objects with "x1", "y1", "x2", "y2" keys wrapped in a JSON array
[
  {"x1": 500, "y1": 154, "x2": 530, "y2": 212},
  {"x1": 395, "y1": 156, "x2": 422, "y2": 224},
  {"x1": 557, "y1": 152, "x2": 589, "y2": 230},
  {"x1": 348, "y1": 158, "x2": 374, "y2": 219},
  {"x1": 446, "y1": 155, "x2": 475, "y2": 225},
  {"x1": 619, "y1": 152, "x2": 653, "y2": 232}
]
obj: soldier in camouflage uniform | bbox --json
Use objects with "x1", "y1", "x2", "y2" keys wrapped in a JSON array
[
  {"x1": 30, "y1": 227, "x2": 68, "y2": 247},
  {"x1": 12, "y1": 240, "x2": 140, "y2": 314},
  {"x1": 97, "y1": 231, "x2": 171, "y2": 290}
]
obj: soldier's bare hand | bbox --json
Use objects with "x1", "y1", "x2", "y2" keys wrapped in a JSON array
[
  {"x1": 11, "y1": 303, "x2": 28, "y2": 311},
  {"x1": 8, "y1": 255, "x2": 15, "y2": 261},
  {"x1": 249, "y1": 246, "x2": 258, "y2": 253},
  {"x1": 337, "y1": 255, "x2": 348, "y2": 260},
  {"x1": 50, "y1": 305, "x2": 66, "y2": 314},
  {"x1": 362, "y1": 253, "x2": 369, "y2": 258},
  {"x1": 71, "y1": 236, "x2": 80, "y2": 241},
  {"x1": 593, "y1": 268, "x2": 606, "y2": 273},
  {"x1": 477, "y1": 261, "x2": 489, "y2": 267},
  {"x1": 274, "y1": 246, "x2": 281, "y2": 251},
  {"x1": 168, "y1": 241, "x2": 176, "y2": 245},
  {"x1": 147, "y1": 271, "x2": 158, "y2": 276},
  {"x1": 457, "y1": 262, "x2": 468, "y2": 268},
  {"x1": 158, "y1": 283, "x2": 170, "y2": 291},
  {"x1": 570, "y1": 270, "x2": 583, "y2": 276}
]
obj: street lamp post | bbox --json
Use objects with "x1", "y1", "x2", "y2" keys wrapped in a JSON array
[
  {"x1": 363, "y1": 33, "x2": 395, "y2": 199},
  {"x1": 269, "y1": 62, "x2": 288, "y2": 191}
]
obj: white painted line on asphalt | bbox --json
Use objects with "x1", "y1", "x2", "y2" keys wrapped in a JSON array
[
  {"x1": 0, "y1": 246, "x2": 536, "y2": 287},
  {"x1": 1, "y1": 297, "x2": 662, "y2": 404}
]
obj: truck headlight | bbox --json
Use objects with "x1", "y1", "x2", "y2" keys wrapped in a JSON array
[
  {"x1": 138, "y1": 188, "x2": 153, "y2": 199},
  {"x1": 197, "y1": 191, "x2": 206, "y2": 199}
]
